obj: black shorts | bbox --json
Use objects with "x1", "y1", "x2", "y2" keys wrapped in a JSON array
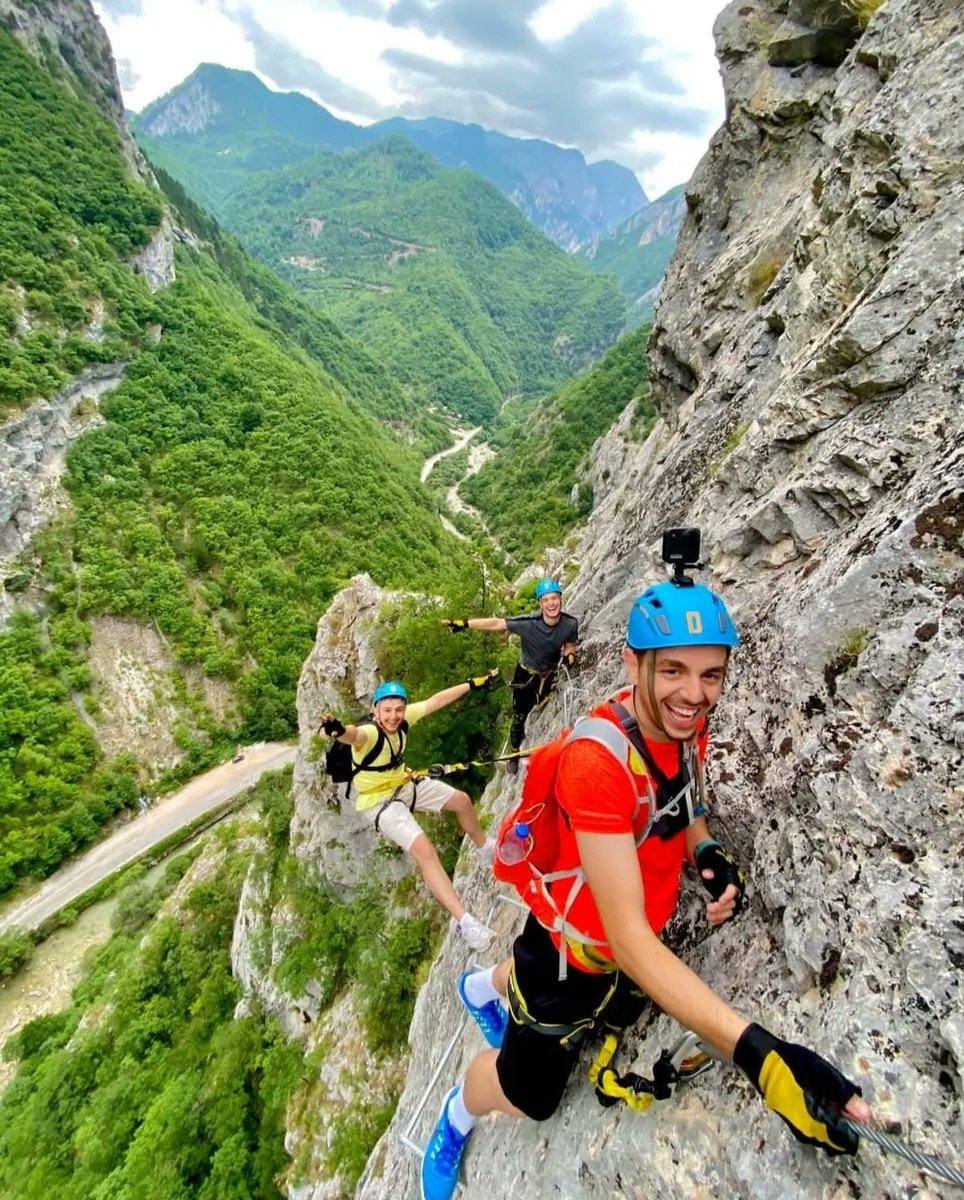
[{"x1": 495, "y1": 915, "x2": 648, "y2": 1121}]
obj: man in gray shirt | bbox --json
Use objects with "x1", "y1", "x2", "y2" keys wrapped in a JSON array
[{"x1": 445, "y1": 579, "x2": 578, "y2": 773}]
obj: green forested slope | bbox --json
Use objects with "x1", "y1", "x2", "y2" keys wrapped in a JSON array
[
  {"x1": 0, "y1": 27, "x2": 467, "y2": 897},
  {"x1": 134, "y1": 64, "x2": 644, "y2": 250},
  {"x1": 461, "y1": 325, "x2": 656, "y2": 561},
  {"x1": 0, "y1": 28, "x2": 162, "y2": 412},
  {"x1": 0, "y1": 779, "x2": 303, "y2": 1200},
  {"x1": 152, "y1": 136, "x2": 626, "y2": 424},
  {"x1": 64, "y1": 253, "x2": 459, "y2": 730}
]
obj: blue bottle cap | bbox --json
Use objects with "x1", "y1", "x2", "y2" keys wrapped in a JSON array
[{"x1": 515, "y1": 822, "x2": 529, "y2": 838}]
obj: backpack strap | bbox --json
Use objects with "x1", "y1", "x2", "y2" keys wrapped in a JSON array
[
  {"x1": 565, "y1": 716, "x2": 659, "y2": 839},
  {"x1": 609, "y1": 701, "x2": 678, "y2": 791},
  {"x1": 536, "y1": 717, "x2": 659, "y2": 980},
  {"x1": 609, "y1": 702, "x2": 705, "y2": 836},
  {"x1": 345, "y1": 719, "x2": 409, "y2": 798}
]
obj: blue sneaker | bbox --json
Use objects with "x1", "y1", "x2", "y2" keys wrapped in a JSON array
[
  {"x1": 421, "y1": 1087, "x2": 471, "y2": 1200},
  {"x1": 457, "y1": 970, "x2": 508, "y2": 1049}
]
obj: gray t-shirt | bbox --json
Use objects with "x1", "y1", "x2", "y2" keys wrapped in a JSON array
[{"x1": 504, "y1": 611, "x2": 579, "y2": 673}]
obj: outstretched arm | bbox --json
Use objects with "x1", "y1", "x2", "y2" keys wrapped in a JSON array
[
  {"x1": 576, "y1": 829, "x2": 871, "y2": 1150},
  {"x1": 578, "y1": 828, "x2": 746, "y2": 1056},
  {"x1": 420, "y1": 681, "x2": 471, "y2": 716},
  {"x1": 420, "y1": 668, "x2": 502, "y2": 715},
  {"x1": 443, "y1": 616, "x2": 508, "y2": 633}
]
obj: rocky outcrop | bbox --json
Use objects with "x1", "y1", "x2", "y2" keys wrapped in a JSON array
[
  {"x1": 0, "y1": 363, "x2": 123, "y2": 623},
  {"x1": 138, "y1": 77, "x2": 223, "y2": 137},
  {"x1": 289, "y1": 574, "x2": 413, "y2": 892},
  {"x1": 0, "y1": 0, "x2": 150, "y2": 183},
  {"x1": 347, "y1": 2, "x2": 964, "y2": 1198},
  {"x1": 131, "y1": 208, "x2": 176, "y2": 292}
]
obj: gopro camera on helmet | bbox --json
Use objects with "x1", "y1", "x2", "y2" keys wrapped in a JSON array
[{"x1": 661, "y1": 527, "x2": 702, "y2": 586}]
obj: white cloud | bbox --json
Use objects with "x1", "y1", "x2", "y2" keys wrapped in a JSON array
[{"x1": 94, "y1": 0, "x2": 727, "y2": 193}]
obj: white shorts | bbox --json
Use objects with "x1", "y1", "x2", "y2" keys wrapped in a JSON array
[{"x1": 356, "y1": 778, "x2": 458, "y2": 852}]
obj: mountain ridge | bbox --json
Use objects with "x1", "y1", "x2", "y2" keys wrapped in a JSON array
[{"x1": 135, "y1": 63, "x2": 646, "y2": 250}]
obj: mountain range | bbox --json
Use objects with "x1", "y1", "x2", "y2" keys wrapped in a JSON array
[
  {"x1": 578, "y1": 184, "x2": 687, "y2": 326},
  {"x1": 134, "y1": 63, "x2": 647, "y2": 251}
]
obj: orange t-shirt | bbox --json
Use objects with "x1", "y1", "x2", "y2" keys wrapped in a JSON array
[{"x1": 549, "y1": 689, "x2": 707, "y2": 972}]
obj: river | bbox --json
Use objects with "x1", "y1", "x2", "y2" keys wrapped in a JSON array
[{"x1": 0, "y1": 859, "x2": 167, "y2": 1093}]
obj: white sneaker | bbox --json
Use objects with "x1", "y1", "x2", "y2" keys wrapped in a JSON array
[
  {"x1": 458, "y1": 912, "x2": 494, "y2": 952},
  {"x1": 475, "y1": 836, "x2": 496, "y2": 868}
]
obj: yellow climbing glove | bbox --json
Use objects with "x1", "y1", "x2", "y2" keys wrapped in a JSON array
[
  {"x1": 733, "y1": 1023, "x2": 861, "y2": 1155},
  {"x1": 445, "y1": 619, "x2": 469, "y2": 633},
  {"x1": 467, "y1": 667, "x2": 501, "y2": 691}
]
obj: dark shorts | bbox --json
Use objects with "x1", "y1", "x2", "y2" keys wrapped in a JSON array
[{"x1": 495, "y1": 916, "x2": 648, "y2": 1121}]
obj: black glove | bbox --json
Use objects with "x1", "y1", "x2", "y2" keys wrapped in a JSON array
[
  {"x1": 467, "y1": 667, "x2": 500, "y2": 691},
  {"x1": 695, "y1": 839, "x2": 746, "y2": 913},
  {"x1": 445, "y1": 619, "x2": 469, "y2": 633},
  {"x1": 563, "y1": 651, "x2": 577, "y2": 669},
  {"x1": 734, "y1": 1023, "x2": 861, "y2": 1156},
  {"x1": 320, "y1": 716, "x2": 346, "y2": 737}
]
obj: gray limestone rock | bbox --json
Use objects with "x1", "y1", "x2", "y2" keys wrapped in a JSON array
[
  {"x1": 289, "y1": 574, "x2": 413, "y2": 892},
  {"x1": 0, "y1": 363, "x2": 124, "y2": 625},
  {"x1": 343, "y1": 1, "x2": 964, "y2": 1198}
]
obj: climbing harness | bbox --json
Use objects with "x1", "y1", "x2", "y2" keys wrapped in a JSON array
[
  {"x1": 505, "y1": 962, "x2": 620, "y2": 1047},
  {"x1": 588, "y1": 1030, "x2": 716, "y2": 1113},
  {"x1": 372, "y1": 779, "x2": 420, "y2": 833}
]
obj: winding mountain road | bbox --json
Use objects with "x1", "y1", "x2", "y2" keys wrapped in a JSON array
[
  {"x1": 0, "y1": 742, "x2": 296, "y2": 934},
  {"x1": 419, "y1": 424, "x2": 481, "y2": 482}
]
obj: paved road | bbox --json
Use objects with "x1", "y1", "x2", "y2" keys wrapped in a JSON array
[{"x1": 0, "y1": 742, "x2": 296, "y2": 934}]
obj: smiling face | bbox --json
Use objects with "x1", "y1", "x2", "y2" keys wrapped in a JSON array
[
  {"x1": 373, "y1": 697, "x2": 407, "y2": 733},
  {"x1": 622, "y1": 643, "x2": 728, "y2": 742},
  {"x1": 538, "y1": 590, "x2": 562, "y2": 622}
]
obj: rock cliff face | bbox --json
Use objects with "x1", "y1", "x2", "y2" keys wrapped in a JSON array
[
  {"x1": 288, "y1": 2, "x2": 958, "y2": 1198},
  {"x1": 0, "y1": 364, "x2": 121, "y2": 623},
  {"x1": 289, "y1": 574, "x2": 413, "y2": 892},
  {"x1": 0, "y1": 0, "x2": 148, "y2": 182}
]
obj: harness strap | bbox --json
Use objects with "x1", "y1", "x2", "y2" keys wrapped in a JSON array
[
  {"x1": 506, "y1": 962, "x2": 618, "y2": 1047},
  {"x1": 516, "y1": 661, "x2": 554, "y2": 679},
  {"x1": 348, "y1": 721, "x2": 408, "y2": 799},
  {"x1": 373, "y1": 778, "x2": 419, "y2": 833}
]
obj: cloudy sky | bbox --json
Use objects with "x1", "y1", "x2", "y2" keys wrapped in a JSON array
[{"x1": 93, "y1": 0, "x2": 728, "y2": 196}]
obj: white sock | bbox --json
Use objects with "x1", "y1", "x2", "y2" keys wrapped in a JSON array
[
  {"x1": 463, "y1": 966, "x2": 501, "y2": 1007},
  {"x1": 447, "y1": 1085, "x2": 476, "y2": 1136}
]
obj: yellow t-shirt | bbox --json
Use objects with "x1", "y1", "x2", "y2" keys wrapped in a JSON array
[{"x1": 352, "y1": 701, "x2": 428, "y2": 809}]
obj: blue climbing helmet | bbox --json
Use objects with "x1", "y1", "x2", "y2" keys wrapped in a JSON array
[
  {"x1": 373, "y1": 680, "x2": 409, "y2": 703},
  {"x1": 535, "y1": 578, "x2": 563, "y2": 599},
  {"x1": 626, "y1": 581, "x2": 740, "y2": 651}
]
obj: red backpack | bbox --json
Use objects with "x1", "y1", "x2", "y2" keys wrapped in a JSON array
[{"x1": 493, "y1": 704, "x2": 663, "y2": 978}]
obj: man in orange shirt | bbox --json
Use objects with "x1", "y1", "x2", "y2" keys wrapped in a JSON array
[{"x1": 421, "y1": 576, "x2": 872, "y2": 1200}]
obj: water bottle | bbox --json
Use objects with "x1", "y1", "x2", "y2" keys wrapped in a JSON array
[{"x1": 497, "y1": 821, "x2": 532, "y2": 865}]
